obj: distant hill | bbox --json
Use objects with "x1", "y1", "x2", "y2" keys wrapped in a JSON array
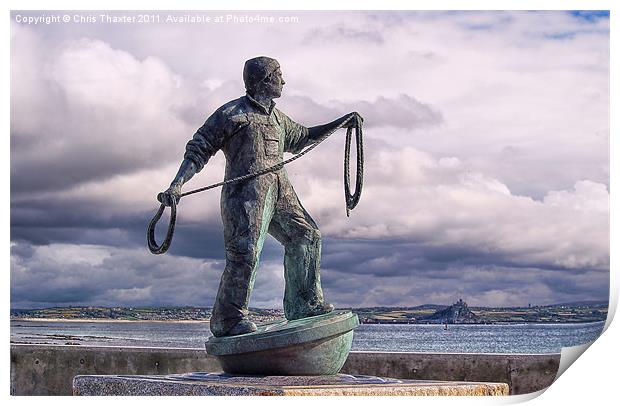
[
  {"x1": 10, "y1": 301, "x2": 609, "y2": 324},
  {"x1": 546, "y1": 300, "x2": 608, "y2": 308},
  {"x1": 352, "y1": 304, "x2": 445, "y2": 311},
  {"x1": 418, "y1": 299, "x2": 479, "y2": 324},
  {"x1": 350, "y1": 301, "x2": 607, "y2": 324}
]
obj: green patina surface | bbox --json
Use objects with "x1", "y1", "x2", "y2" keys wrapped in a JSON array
[{"x1": 206, "y1": 311, "x2": 359, "y2": 375}]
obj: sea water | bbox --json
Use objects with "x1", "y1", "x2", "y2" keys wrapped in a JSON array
[{"x1": 10, "y1": 320, "x2": 605, "y2": 353}]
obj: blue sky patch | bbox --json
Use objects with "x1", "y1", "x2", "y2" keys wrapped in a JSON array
[{"x1": 569, "y1": 10, "x2": 610, "y2": 22}]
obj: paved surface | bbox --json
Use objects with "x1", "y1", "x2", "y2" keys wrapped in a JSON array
[{"x1": 72, "y1": 372, "x2": 509, "y2": 396}]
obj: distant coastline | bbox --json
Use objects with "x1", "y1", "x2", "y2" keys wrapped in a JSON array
[
  {"x1": 10, "y1": 318, "x2": 608, "y2": 325},
  {"x1": 10, "y1": 301, "x2": 608, "y2": 325},
  {"x1": 11, "y1": 317, "x2": 208, "y2": 324}
]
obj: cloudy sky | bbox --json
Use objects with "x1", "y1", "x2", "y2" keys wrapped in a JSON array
[{"x1": 10, "y1": 10, "x2": 609, "y2": 309}]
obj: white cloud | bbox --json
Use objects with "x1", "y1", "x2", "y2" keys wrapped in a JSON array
[
  {"x1": 291, "y1": 145, "x2": 609, "y2": 272},
  {"x1": 10, "y1": 11, "x2": 610, "y2": 307},
  {"x1": 11, "y1": 25, "x2": 197, "y2": 194},
  {"x1": 543, "y1": 180, "x2": 609, "y2": 212}
]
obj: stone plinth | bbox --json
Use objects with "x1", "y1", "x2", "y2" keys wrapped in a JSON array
[
  {"x1": 206, "y1": 311, "x2": 359, "y2": 375},
  {"x1": 73, "y1": 372, "x2": 509, "y2": 396}
]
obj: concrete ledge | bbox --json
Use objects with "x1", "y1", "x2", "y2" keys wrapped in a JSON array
[
  {"x1": 341, "y1": 351, "x2": 560, "y2": 395},
  {"x1": 72, "y1": 373, "x2": 509, "y2": 396},
  {"x1": 10, "y1": 344, "x2": 559, "y2": 395},
  {"x1": 10, "y1": 345, "x2": 220, "y2": 396}
]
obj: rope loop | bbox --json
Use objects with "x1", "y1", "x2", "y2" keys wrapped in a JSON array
[
  {"x1": 147, "y1": 195, "x2": 177, "y2": 254},
  {"x1": 344, "y1": 123, "x2": 364, "y2": 216}
]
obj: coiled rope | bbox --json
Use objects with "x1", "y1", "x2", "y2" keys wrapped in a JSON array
[{"x1": 147, "y1": 114, "x2": 363, "y2": 254}]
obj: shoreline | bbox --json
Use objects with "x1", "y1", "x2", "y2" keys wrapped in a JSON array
[
  {"x1": 11, "y1": 317, "x2": 606, "y2": 325},
  {"x1": 10, "y1": 317, "x2": 211, "y2": 324}
]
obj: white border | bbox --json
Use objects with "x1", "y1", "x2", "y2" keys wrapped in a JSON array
[{"x1": 4, "y1": 1, "x2": 617, "y2": 405}]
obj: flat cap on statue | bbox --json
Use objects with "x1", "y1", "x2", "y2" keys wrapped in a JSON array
[{"x1": 243, "y1": 56, "x2": 280, "y2": 90}]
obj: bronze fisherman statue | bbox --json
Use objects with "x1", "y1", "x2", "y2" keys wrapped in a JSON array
[{"x1": 157, "y1": 56, "x2": 363, "y2": 337}]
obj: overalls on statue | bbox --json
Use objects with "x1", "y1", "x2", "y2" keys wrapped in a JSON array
[{"x1": 210, "y1": 106, "x2": 326, "y2": 337}]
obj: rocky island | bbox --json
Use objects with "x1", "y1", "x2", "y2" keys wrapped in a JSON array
[{"x1": 419, "y1": 299, "x2": 479, "y2": 324}]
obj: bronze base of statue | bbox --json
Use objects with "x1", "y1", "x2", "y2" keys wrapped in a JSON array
[{"x1": 205, "y1": 311, "x2": 359, "y2": 375}]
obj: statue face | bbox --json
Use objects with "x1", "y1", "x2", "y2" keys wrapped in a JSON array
[{"x1": 258, "y1": 67, "x2": 285, "y2": 99}]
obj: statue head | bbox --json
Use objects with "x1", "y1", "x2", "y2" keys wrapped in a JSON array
[{"x1": 243, "y1": 56, "x2": 285, "y2": 100}]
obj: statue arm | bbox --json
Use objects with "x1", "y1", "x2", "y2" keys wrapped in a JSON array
[
  {"x1": 286, "y1": 112, "x2": 363, "y2": 153},
  {"x1": 169, "y1": 159, "x2": 197, "y2": 188},
  {"x1": 158, "y1": 116, "x2": 224, "y2": 206},
  {"x1": 306, "y1": 115, "x2": 355, "y2": 144}
]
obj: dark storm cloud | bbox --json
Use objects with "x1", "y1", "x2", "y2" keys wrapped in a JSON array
[
  {"x1": 320, "y1": 260, "x2": 609, "y2": 308},
  {"x1": 320, "y1": 239, "x2": 608, "y2": 281},
  {"x1": 10, "y1": 138, "x2": 609, "y2": 309},
  {"x1": 11, "y1": 207, "x2": 225, "y2": 261},
  {"x1": 11, "y1": 197, "x2": 145, "y2": 229},
  {"x1": 10, "y1": 241, "x2": 224, "y2": 308},
  {"x1": 10, "y1": 193, "x2": 282, "y2": 264},
  {"x1": 11, "y1": 226, "x2": 134, "y2": 248},
  {"x1": 11, "y1": 236, "x2": 608, "y2": 310},
  {"x1": 314, "y1": 236, "x2": 608, "y2": 307},
  {"x1": 9, "y1": 240, "x2": 288, "y2": 309},
  {"x1": 10, "y1": 11, "x2": 610, "y2": 309}
]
